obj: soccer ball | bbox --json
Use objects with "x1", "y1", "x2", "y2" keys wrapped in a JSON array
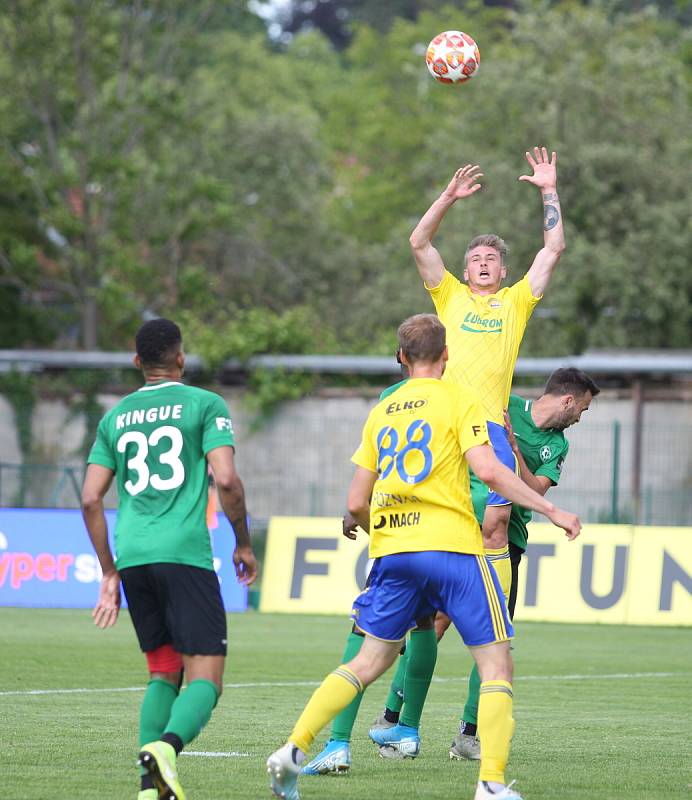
[{"x1": 425, "y1": 30, "x2": 480, "y2": 84}]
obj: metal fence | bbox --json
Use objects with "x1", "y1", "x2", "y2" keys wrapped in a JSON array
[
  {"x1": 0, "y1": 350, "x2": 690, "y2": 526},
  {"x1": 2, "y1": 418, "x2": 690, "y2": 527}
]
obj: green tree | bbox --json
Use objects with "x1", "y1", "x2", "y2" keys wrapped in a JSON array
[
  {"x1": 0, "y1": 1, "x2": 262, "y2": 348},
  {"x1": 0, "y1": 0, "x2": 688, "y2": 361}
]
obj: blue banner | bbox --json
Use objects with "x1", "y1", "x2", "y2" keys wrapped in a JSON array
[{"x1": 0, "y1": 508, "x2": 247, "y2": 611}]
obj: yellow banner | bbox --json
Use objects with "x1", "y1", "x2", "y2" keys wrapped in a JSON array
[
  {"x1": 260, "y1": 518, "x2": 692, "y2": 626},
  {"x1": 515, "y1": 523, "x2": 692, "y2": 625},
  {"x1": 260, "y1": 517, "x2": 370, "y2": 615}
]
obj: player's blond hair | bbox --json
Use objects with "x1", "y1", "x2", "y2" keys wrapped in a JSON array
[
  {"x1": 465, "y1": 234, "x2": 508, "y2": 265},
  {"x1": 397, "y1": 314, "x2": 446, "y2": 365}
]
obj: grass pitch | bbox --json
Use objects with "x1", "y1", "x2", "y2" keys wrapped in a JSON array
[{"x1": 0, "y1": 608, "x2": 690, "y2": 799}]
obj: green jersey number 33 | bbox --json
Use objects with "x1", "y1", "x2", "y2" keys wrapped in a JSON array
[{"x1": 117, "y1": 425, "x2": 185, "y2": 496}]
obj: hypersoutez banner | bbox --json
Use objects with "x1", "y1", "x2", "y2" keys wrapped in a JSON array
[
  {"x1": 260, "y1": 518, "x2": 692, "y2": 626},
  {"x1": 0, "y1": 508, "x2": 247, "y2": 611}
]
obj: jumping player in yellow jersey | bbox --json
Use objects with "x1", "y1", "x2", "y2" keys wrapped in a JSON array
[
  {"x1": 409, "y1": 147, "x2": 565, "y2": 554},
  {"x1": 267, "y1": 314, "x2": 581, "y2": 800}
]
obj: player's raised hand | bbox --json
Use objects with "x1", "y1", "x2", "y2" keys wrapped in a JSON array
[
  {"x1": 546, "y1": 506, "x2": 582, "y2": 541},
  {"x1": 443, "y1": 164, "x2": 483, "y2": 201},
  {"x1": 519, "y1": 147, "x2": 557, "y2": 191},
  {"x1": 92, "y1": 570, "x2": 121, "y2": 628}
]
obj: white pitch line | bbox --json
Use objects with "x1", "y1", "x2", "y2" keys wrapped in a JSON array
[
  {"x1": 181, "y1": 751, "x2": 249, "y2": 758},
  {"x1": 0, "y1": 680, "x2": 322, "y2": 697},
  {"x1": 0, "y1": 671, "x2": 687, "y2": 698},
  {"x1": 0, "y1": 686, "x2": 148, "y2": 697},
  {"x1": 434, "y1": 671, "x2": 686, "y2": 683}
]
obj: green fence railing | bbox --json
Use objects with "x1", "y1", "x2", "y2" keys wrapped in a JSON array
[{"x1": 0, "y1": 463, "x2": 84, "y2": 509}]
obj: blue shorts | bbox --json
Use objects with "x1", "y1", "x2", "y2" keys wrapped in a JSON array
[
  {"x1": 351, "y1": 551, "x2": 513, "y2": 646},
  {"x1": 486, "y1": 421, "x2": 518, "y2": 507}
]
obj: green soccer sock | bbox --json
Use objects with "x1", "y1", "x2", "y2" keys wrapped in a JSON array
[
  {"x1": 330, "y1": 630, "x2": 366, "y2": 741},
  {"x1": 400, "y1": 628, "x2": 437, "y2": 729},
  {"x1": 462, "y1": 662, "x2": 481, "y2": 727},
  {"x1": 140, "y1": 679, "x2": 179, "y2": 746},
  {"x1": 384, "y1": 647, "x2": 409, "y2": 714},
  {"x1": 163, "y1": 679, "x2": 219, "y2": 746}
]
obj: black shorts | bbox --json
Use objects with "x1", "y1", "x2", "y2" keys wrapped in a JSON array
[
  {"x1": 508, "y1": 542, "x2": 524, "y2": 621},
  {"x1": 120, "y1": 563, "x2": 227, "y2": 656}
]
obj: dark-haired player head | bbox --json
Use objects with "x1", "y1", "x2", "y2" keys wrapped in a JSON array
[
  {"x1": 134, "y1": 318, "x2": 184, "y2": 379},
  {"x1": 536, "y1": 367, "x2": 600, "y2": 431}
]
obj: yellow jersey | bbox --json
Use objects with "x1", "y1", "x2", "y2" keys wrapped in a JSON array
[
  {"x1": 427, "y1": 271, "x2": 540, "y2": 424},
  {"x1": 351, "y1": 378, "x2": 490, "y2": 558}
]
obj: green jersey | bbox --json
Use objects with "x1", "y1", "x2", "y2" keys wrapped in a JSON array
[
  {"x1": 87, "y1": 381, "x2": 235, "y2": 571},
  {"x1": 470, "y1": 394, "x2": 569, "y2": 550}
]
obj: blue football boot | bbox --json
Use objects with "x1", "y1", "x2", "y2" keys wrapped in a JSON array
[
  {"x1": 301, "y1": 739, "x2": 351, "y2": 775},
  {"x1": 368, "y1": 723, "x2": 420, "y2": 759}
]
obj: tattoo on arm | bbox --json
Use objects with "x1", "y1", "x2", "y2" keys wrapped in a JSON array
[
  {"x1": 544, "y1": 204, "x2": 560, "y2": 231},
  {"x1": 231, "y1": 514, "x2": 251, "y2": 548},
  {"x1": 543, "y1": 192, "x2": 556, "y2": 201}
]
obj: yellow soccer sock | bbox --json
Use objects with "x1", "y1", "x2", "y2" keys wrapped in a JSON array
[
  {"x1": 478, "y1": 679, "x2": 515, "y2": 784},
  {"x1": 485, "y1": 546, "x2": 511, "y2": 602},
  {"x1": 290, "y1": 666, "x2": 364, "y2": 754}
]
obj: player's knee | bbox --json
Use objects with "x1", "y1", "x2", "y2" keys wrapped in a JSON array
[
  {"x1": 415, "y1": 614, "x2": 435, "y2": 631},
  {"x1": 349, "y1": 645, "x2": 399, "y2": 686},
  {"x1": 479, "y1": 653, "x2": 513, "y2": 683},
  {"x1": 146, "y1": 643, "x2": 183, "y2": 675},
  {"x1": 434, "y1": 611, "x2": 451, "y2": 641}
]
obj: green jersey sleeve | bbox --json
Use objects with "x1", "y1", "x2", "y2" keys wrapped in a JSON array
[
  {"x1": 535, "y1": 438, "x2": 569, "y2": 486},
  {"x1": 87, "y1": 415, "x2": 116, "y2": 471},
  {"x1": 201, "y1": 392, "x2": 235, "y2": 454}
]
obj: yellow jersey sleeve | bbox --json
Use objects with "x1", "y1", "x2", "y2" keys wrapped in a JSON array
[
  {"x1": 426, "y1": 269, "x2": 465, "y2": 315},
  {"x1": 505, "y1": 274, "x2": 541, "y2": 323},
  {"x1": 351, "y1": 410, "x2": 378, "y2": 472},
  {"x1": 455, "y1": 389, "x2": 491, "y2": 454}
]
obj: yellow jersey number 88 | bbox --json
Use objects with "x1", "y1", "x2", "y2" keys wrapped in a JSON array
[{"x1": 376, "y1": 420, "x2": 433, "y2": 485}]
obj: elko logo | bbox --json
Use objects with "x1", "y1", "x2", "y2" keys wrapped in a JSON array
[{"x1": 386, "y1": 399, "x2": 427, "y2": 416}]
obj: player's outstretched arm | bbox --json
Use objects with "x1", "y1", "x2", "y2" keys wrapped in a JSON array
[
  {"x1": 520, "y1": 147, "x2": 565, "y2": 297},
  {"x1": 81, "y1": 463, "x2": 121, "y2": 628},
  {"x1": 409, "y1": 164, "x2": 483, "y2": 289},
  {"x1": 466, "y1": 443, "x2": 580, "y2": 540},
  {"x1": 207, "y1": 446, "x2": 258, "y2": 586}
]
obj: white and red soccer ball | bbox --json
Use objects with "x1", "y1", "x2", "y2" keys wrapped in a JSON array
[{"x1": 425, "y1": 30, "x2": 480, "y2": 84}]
